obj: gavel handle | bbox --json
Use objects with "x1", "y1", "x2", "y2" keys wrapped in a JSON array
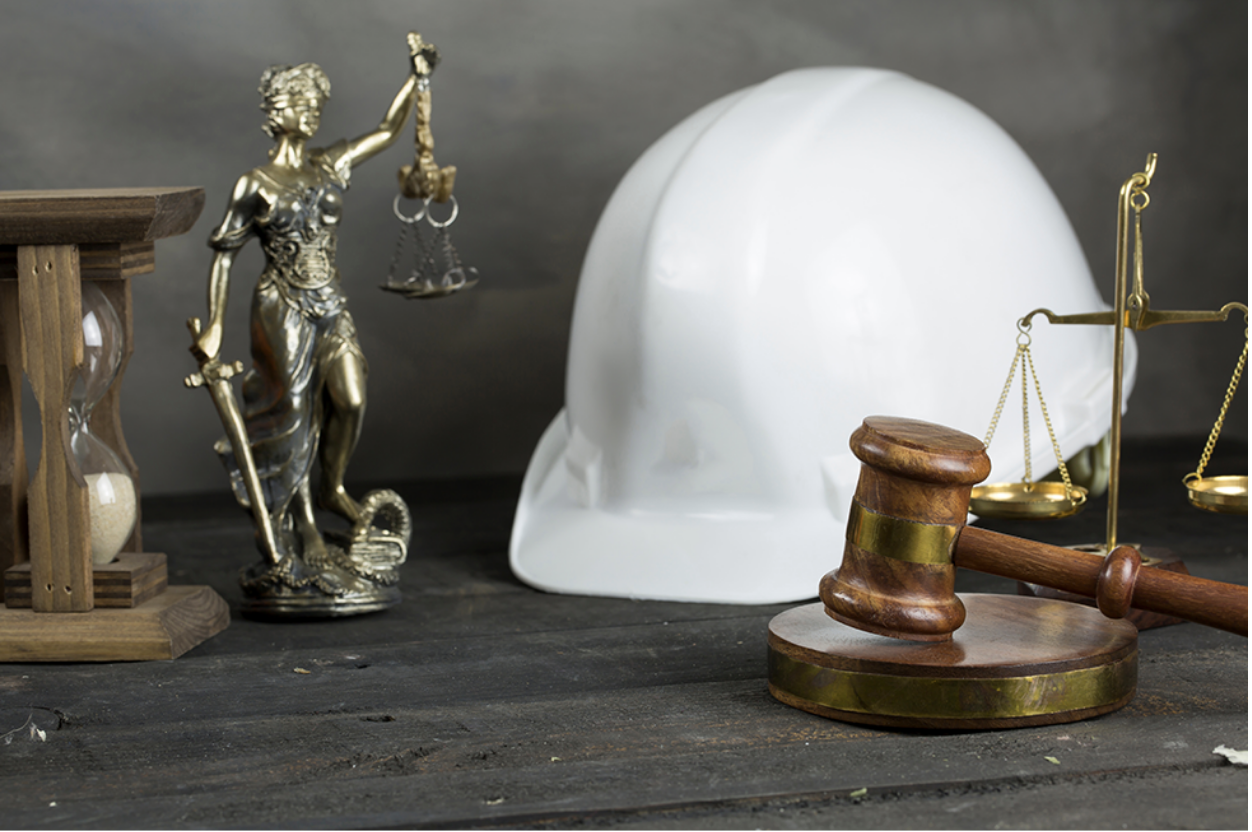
[{"x1": 956, "y1": 526, "x2": 1248, "y2": 637}]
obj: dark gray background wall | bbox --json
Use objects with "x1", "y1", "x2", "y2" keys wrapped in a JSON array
[{"x1": 2, "y1": 0, "x2": 1246, "y2": 496}]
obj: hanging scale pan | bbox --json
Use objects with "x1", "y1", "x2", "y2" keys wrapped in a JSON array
[
  {"x1": 1182, "y1": 324, "x2": 1247, "y2": 515},
  {"x1": 381, "y1": 195, "x2": 479, "y2": 299},
  {"x1": 970, "y1": 480, "x2": 1087, "y2": 520},
  {"x1": 969, "y1": 318, "x2": 1087, "y2": 520},
  {"x1": 1184, "y1": 474, "x2": 1247, "y2": 515}
]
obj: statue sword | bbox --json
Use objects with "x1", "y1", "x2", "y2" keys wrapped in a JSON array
[{"x1": 184, "y1": 317, "x2": 282, "y2": 566}]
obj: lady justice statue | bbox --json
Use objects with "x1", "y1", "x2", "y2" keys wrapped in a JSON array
[{"x1": 187, "y1": 33, "x2": 454, "y2": 617}]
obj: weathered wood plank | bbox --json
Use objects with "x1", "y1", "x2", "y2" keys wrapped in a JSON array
[
  {"x1": 0, "y1": 660, "x2": 1243, "y2": 828},
  {"x1": 0, "y1": 276, "x2": 25, "y2": 571},
  {"x1": 17, "y1": 244, "x2": 92, "y2": 611},
  {"x1": 0, "y1": 585, "x2": 228, "y2": 661},
  {"x1": 0, "y1": 440, "x2": 1242, "y2": 828},
  {"x1": 0, "y1": 242, "x2": 156, "y2": 280},
  {"x1": 0, "y1": 188, "x2": 204, "y2": 246},
  {"x1": 5, "y1": 552, "x2": 168, "y2": 608}
]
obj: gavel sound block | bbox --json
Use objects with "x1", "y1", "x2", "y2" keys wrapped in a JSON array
[{"x1": 767, "y1": 416, "x2": 1248, "y2": 730}]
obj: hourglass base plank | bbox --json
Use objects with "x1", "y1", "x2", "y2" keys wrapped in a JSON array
[
  {"x1": 4, "y1": 551, "x2": 168, "y2": 609},
  {"x1": 0, "y1": 584, "x2": 228, "y2": 662}
]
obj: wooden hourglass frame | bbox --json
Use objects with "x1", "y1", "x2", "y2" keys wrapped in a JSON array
[
  {"x1": 972, "y1": 154, "x2": 1248, "y2": 548},
  {"x1": 0, "y1": 188, "x2": 228, "y2": 661}
]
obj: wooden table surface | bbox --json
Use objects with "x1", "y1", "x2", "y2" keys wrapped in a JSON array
[{"x1": 0, "y1": 438, "x2": 1246, "y2": 829}]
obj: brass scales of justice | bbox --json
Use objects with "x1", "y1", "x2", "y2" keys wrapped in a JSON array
[
  {"x1": 380, "y1": 32, "x2": 478, "y2": 300},
  {"x1": 767, "y1": 156, "x2": 1248, "y2": 730}
]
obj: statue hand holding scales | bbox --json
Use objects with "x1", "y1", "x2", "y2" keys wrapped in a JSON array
[{"x1": 188, "y1": 33, "x2": 439, "y2": 617}]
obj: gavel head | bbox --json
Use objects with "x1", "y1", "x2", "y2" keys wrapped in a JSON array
[{"x1": 819, "y1": 416, "x2": 991, "y2": 642}]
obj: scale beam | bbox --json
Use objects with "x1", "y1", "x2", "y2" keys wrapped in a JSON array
[{"x1": 997, "y1": 156, "x2": 1248, "y2": 549}]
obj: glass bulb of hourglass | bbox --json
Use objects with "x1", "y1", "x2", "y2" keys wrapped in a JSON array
[{"x1": 70, "y1": 283, "x2": 137, "y2": 565}]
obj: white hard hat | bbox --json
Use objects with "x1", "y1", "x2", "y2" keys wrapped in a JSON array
[{"x1": 511, "y1": 68, "x2": 1135, "y2": 604}]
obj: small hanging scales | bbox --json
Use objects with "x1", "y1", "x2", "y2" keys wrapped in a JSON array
[
  {"x1": 381, "y1": 32, "x2": 479, "y2": 300},
  {"x1": 969, "y1": 316, "x2": 1088, "y2": 520}
]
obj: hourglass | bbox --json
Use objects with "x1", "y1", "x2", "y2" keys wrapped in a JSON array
[
  {"x1": 0, "y1": 187, "x2": 228, "y2": 661},
  {"x1": 72, "y1": 282, "x2": 138, "y2": 566}
]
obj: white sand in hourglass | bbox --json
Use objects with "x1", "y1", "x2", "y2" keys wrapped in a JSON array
[{"x1": 87, "y1": 472, "x2": 137, "y2": 565}]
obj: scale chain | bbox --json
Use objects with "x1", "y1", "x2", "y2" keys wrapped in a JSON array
[
  {"x1": 1025, "y1": 347, "x2": 1078, "y2": 497},
  {"x1": 983, "y1": 340, "x2": 1024, "y2": 448},
  {"x1": 1021, "y1": 349, "x2": 1032, "y2": 485},
  {"x1": 384, "y1": 217, "x2": 412, "y2": 286},
  {"x1": 983, "y1": 320, "x2": 1082, "y2": 504},
  {"x1": 1190, "y1": 325, "x2": 1247, "y2": 481}
]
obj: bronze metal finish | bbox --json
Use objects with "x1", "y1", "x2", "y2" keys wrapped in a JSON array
[
  {"x1": 185, "y1": 318, "x2": 280, "y2": 566},
  {"x1": 382, "y1": 33, "x2": 478, "y2": 300},
  {"x1": 845, "y1": 502, "x2": 958, "y2": 565},
  {"x1": 973, "y1": 319, "x2": 1087, "y2": 519},
  {"x1": 188, "y1": 37, "x2": 432, "y2": 617},
  {"x1": 397, "y1": 32, "x2": 456, "y2": 203}
]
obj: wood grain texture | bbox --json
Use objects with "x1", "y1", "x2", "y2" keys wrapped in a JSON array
[
  {"x1": 826, "y1": 416, "x2": 1248, "y2": 640},
  {"x1": 0, "y1": 241, "x2": 156, "y2": 280},
  {"x1": 0, "y1": 188, "x2": 204, "y2": 245},
  {"x1": 768, "y1": 595, "x2": 1139, "y2": 730},
  {"x1": 0, "y1": 584, "x2": 228, "y2": 661},
  {"x1": 0, "y1": 445, "x2": 1238, "y2": 826},
  {"x1": 852, "y1": 416, "x2": 991, "y2": 489},
  {"x1": 0, "y1": 448, "x2": 1242, "y2": 829},
  {"x1": 1017, "y1": 547, "x2": 1191, "y2": 630},
  {"x1": 0, "y1": 187, "x2": 204, "y2": 623},
  {"x1": 956, "y1": 526, "x2": 1248, "y2": 635},
  {"x1": 775, "y1": 596, "x2": 1139, "y2": 677},
  {"x1": 0, "y1": 278, "x2": 25, "y2": 571},
  {"x1": 18, "y1": 244, "x2": 92, "y2": 612},
  {"x1": 5, "y1": 551, "x2": 168, "y2": 608},
  {"x1": 822, "y1": 417, "x2": 988, "y2": 640}
]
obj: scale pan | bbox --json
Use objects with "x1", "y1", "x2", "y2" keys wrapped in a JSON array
[
  {"x1": 969, "y1": 481, "x2": 1088, "y2": 520},
  {"x1": 1185, "y1": 475, "x2": 1248, "y2": 515},
  {"x1": 379, "y1": 273, "x2": 479, "y2": 300}
]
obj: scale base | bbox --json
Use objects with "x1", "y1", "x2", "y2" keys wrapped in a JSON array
[
  {"x1": 240, "y1": 584, "x2": 400, "y2": 619},
  {"x1": 768, "y1": 594, "x2": 1138, "y2": 730}
]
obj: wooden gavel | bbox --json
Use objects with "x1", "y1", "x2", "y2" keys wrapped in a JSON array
[{"x1": 821, "y1": 416, "x2": 1248, "y2": 641}]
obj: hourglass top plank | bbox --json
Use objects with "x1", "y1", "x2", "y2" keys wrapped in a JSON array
[{"x1": 0, "y1": 187, "x2": 205, "y2": 246}]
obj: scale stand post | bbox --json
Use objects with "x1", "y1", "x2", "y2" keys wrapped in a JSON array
[
  {"x1": 976, "y1": 156, "x2": 1246, "y2": 627},
  {"x1": 1010, "y1": 154, "x2": 1247, "y2": 548}
]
